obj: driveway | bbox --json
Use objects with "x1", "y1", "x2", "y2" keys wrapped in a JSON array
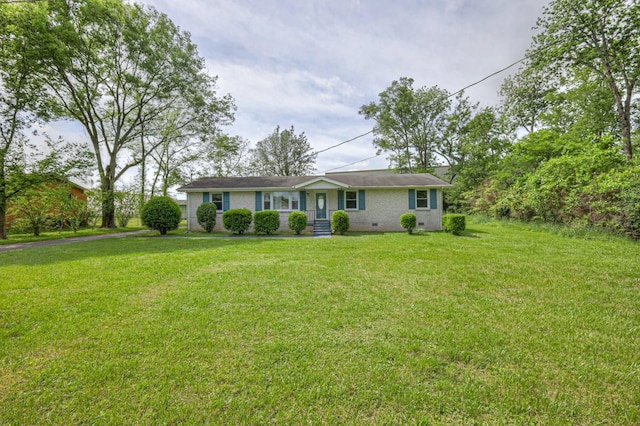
[{"x1": 0, "y1": 230, "x2": 152, "y2": 253}]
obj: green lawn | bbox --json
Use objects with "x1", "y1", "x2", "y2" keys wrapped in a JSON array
[
  {"x1": 1, "y1": 221, "x2": 639, "y2": 424},
  {"x1": 0, "y1": 226, "x2": 146, "y2": 245}
]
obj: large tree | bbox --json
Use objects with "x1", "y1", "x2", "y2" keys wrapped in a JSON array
[
  {"x1": 0, "y1": 3, "x2": 91, "y2": 239},
  {"x1": 531, "y1": 0, "x2": 640, "y2": 160},
  {"x1": 248, "y1": 125, "x2": 316, "y2": 176},
  {"x1": 360, "y1": 78, "x2": 450, "y2": 173},
  {"x1": 30, "y1": 0, "x2": 233, "y2": 227}
]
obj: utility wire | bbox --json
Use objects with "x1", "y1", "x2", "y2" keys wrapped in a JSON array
[
  {"x1": 321, "y1": 154, "x2": 379, "y2": 173},
  {"x1": 315, "y1": 130, "x2": 373, "y2": 154}
]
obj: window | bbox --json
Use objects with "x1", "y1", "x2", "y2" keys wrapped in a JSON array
[
  {"x1": 211, "y1": 193, "x2": 223, "y2": 211},
  {"x1": 416, "y1": 190, "x2": 429, "y2": 208},
  {"x1": 263, "y1": 191, "x2": 300, "y2": 211},
  {"x1": 345, "y1": 191, "x2": 358, "y2": 209}
]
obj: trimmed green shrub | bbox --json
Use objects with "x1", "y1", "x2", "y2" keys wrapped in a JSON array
[
  {"x1": 400, "y1": 212, "x2": 417, "y2": 234},
  {"x1": 442, "y1": 214, "x2": 466, "y2": 235},
  {"x1": 331, "y1": 210, "x2": 350, "y2": 235},
  {"x1": 254, "y1": 210, "x2": 280, "y2": 234},
  {"x1": 288, "y1": 211, "x2": 308, "y2": 235},
  {"x1": 222, "y1": 208, "x2": 252, "y2": 234},
  {"x1": 140, "y1": 196, "x2": 181, "y2": 235},
  {"x1": 196, "y1": 202, "x2": 217, "y2": 232}
]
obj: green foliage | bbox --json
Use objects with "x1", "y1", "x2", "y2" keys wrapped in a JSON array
[
  {"x1": 288, "y1": 211, "x2": 308, "y2": 235},
  {"x1": 442, "y1": 214, "x2": 466, "y2": 235},
  {"x1": 114, "y1": 187, "x2": 139, "y2": 228},
  {"x1": 248, "y1": 126, "x2": 317, "y2": 176},
  {"x1": 140, "y1": 196, "x2": 181, "y2": 235},
  {"x1": 360, "y1": 77, "x2": 450, "y2": 173},
  {"x1": 253, "y1": 210, "x2": 280, "y2": 235},
  {"x1": 331, "y1": 210, "x2": 350, "y2": 235},
  {"x1": 8, "y1": 186, "x2": 52, "y2": 237},
  {"x1": 196, "y1": 202, "x2": 217, "y2": 233},
  {"x1": 400, "y1": 212, "x2": 417, "y2": 234},
  {"x1": 222, "y1": 208, "x2": 252, "y2": 235}
]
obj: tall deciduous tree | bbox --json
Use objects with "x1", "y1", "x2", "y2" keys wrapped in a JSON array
[
  {"x1": 499, "y1": 63, "x2": 554, "y2": 134},
  {"x1": 248, "y1": 126, "x2": 316, "y2": 176},
  {"x1": 360, "y1": 78, "x2": 450, "y2": 173},
  {"x1": 0, "y1": 3, "x2": 57, "y2": 239},
  {"x1": 531, "y1": 0, "x2": 640, "y2": 160},
  {"x1": 31, "y1": 0, "x2": 234, "y2": 227}
]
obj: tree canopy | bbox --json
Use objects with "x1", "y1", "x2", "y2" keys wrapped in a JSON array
[{"x1": 248, "y1": 125, "x2": 316, "y2": 176}]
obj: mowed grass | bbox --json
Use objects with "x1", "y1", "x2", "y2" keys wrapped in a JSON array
[{"x1": 1, "y1": 221, "x2": 639, "y2": 424}]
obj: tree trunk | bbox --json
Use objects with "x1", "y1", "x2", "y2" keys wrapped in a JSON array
[
  {"x1": 101, "y1": 170, "x2": 117, "y2": 228},
  {"x1": 0, "y1": 203, "x2": 7, "y2": 240},
  {"x1": 0, "y1": 165, "x2": 6, "y2": 240}
]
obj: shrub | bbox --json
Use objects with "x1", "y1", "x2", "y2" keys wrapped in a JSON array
[
  {"x1": 222, "y1": 208, "x2": 252, "y2": 234},
  {"x1": 196, "y1": 202, "x2": 217, "y2": 233},
  {"x1": 288, "y1": 211, "x2": 308, "y2": 235},
  {"x1": 400, "y1": 212, "x2": 417, "y2": 234},
  {"x1": 140, "y1": 196, "x2": 181, "y2": 235},
  {"x1": 442, "y1": 214, "x2": 466, "y2": 235},
  {"x1": 331, "y1": 210, "x2": 350, "y2": 235},
  {"x1": 254, "y1": 210, "x2": 280, "y2": 234}
]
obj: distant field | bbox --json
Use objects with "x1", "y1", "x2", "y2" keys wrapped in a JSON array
[{"x1": 1, "y1": 220, "x2": 638, "y2": 424}]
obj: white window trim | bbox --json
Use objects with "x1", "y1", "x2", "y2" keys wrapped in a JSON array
[
  {"x1": 345, "y1": 190, "x2": 358, "y2": 210},
  {"x1": 415, "y1": 189, "x2": 429, "y2": 209},
  {"x1": 263, "y1": 191, "x2": 300, "y2": 211},
  {"x1": 209, "y1": 192, "x2": 223, "y2": 212}
]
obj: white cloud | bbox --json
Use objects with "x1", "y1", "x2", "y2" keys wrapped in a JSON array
[{"x1": 125, "y1": 0, "x2": 551, "y2": 172}]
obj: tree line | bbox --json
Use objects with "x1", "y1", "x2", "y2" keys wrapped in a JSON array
[{"x1": 362, "y1": 0, "x2": 640, "y2": 238}]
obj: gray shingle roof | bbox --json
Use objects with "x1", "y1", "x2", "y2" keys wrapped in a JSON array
[{"x1": 177, "y1": 172, "x2": 450, "y2": 192}]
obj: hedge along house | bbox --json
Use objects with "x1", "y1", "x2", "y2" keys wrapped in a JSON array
[{"x1": 177, "y1": 170, "x2": 451, "y2": 233}]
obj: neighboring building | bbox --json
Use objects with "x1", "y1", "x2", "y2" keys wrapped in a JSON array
[
  {"x1": 178, "y1": 170, "x2": 451, "y2": 233},
  {"x1": 5, "y1": 179, "x2": 88, "y2": 229}
]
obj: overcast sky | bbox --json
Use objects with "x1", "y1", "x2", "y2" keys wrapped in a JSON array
[{"x1": 70, "y1": 0, "x2": 551, "y2": 177}]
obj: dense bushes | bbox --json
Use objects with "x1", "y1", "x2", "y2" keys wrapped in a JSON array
[
  {"x1": 222, "y1": 208, "x2": 252, "y2": 234},
  {"x1": 288, "y1": 211, "x2": 307, "y2": 234},
  {"x1": 254, "y1": 210, "x2": 280, "y2": 234},
  {"x1": 196, "y1": 202, "x2": 217, "y2": 232},
  {"x1": 442, "y1": 214, "x2": 466, "y2": 235},
  {"x1": 331, "y1": 210, "x2": 350, "y2": 235},
  {"x1": 141, "y1": 196, "x2": 181, "y2": 235},
  {"x1": 400, "y1": 212, "x2": 417, "y2": 234},
  {"x1": 468, "y1": 147, "x2": 640, "y2": 238}
]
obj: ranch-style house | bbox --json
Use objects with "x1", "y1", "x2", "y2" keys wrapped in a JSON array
[{"x1": 177, "y1": 170, "x2": 451, "y2": 233}]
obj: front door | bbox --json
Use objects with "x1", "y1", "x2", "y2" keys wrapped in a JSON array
[{"x1": 316, "y1": 193, "x2": 327, "y2": 220}]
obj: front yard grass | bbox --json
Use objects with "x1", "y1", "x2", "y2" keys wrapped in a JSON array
[{"x1": 0, "y1": 220, "x2": 638, "y2": 424}]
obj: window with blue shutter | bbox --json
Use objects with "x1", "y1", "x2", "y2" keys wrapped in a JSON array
[
  {"x1": 223, "y1": 192, "x2": 230, "y2": 211},
  {"x1": 255, "y1": 191, "x2": 262, "y2": 211},
  {"x1": 358, "y1": 190, "x2": 365, "y2": 210},
  {"x1": 299, "y1": 191, "x2": 306, "y2": 211},
  {"x1": 430, "y1": 189, "x2": 438, "y2": 210},
  {"x1": 337, "y1": 190, "x2": 344, "y2": 210},
  {"x1": 202, "y1": 192, "x2": 210, "y2": 203},
  {"x1": 408, "y1": 189, "x2": 416, "y2": 209}
]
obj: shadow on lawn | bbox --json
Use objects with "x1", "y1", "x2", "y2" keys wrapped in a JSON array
[{"x1": 0, "y1": 234, "x2": 289, "y2": 266}]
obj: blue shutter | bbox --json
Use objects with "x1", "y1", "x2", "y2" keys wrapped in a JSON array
[
  {"x1": 223, "y1": 192, "x2": 230, "y2": 211},
  {"x1": 358, "y1": 190, "x2": 366, "y2": 210},
  {"x1": 337, "y1": 190, "x2": 344, "y2": 210},
  {"x1": 202, "y1": 192, "x2": 210, "y2": 203},
  {"x1": 299, "y1": 191, "x2": 306, "y2": 211},
  {"x1": 408, "y1": 189, "x2": 416, "y2": 209},
  {"x1": 430, "y1": 189, "x2": 438, "y2": 210},
  {"x1": 255, "y1": 191, "x2": 262, "y2": 211}
]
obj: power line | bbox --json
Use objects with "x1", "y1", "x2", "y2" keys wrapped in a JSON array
[
  {"x1": 314, "y1": 130, "x2": 373, "y2": 155},
  {"x1": 321, "y1": 154, "x2": 379, "y2": 173}
]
